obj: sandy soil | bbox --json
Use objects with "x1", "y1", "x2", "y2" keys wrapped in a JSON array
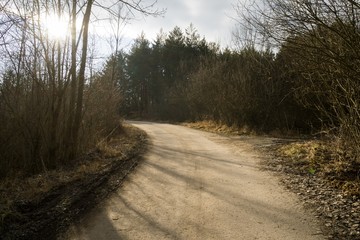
[{"x1": 63, "y1": 121, "x2": 325, "y2": 240}]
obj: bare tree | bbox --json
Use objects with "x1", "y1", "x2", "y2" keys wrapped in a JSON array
[
  {"x1": 235, "y1": 0, "x2": 360, "y2": 161},
  {"x1": 0, "y1": 0, "x2": 163, "y2": 177}
]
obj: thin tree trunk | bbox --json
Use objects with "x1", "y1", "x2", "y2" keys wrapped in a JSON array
[
  {"x1": 71, "y1": 0, "x2": 94, "y2": 158},
  {"x1": 66, "y1": 0, "x2": 78, "y2": 160}
]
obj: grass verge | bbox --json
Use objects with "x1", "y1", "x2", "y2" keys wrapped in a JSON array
[
  {"x1": 275, "y1": 139, "x2": 360, "y2": 196},
  {"x1": 0, "y1": 123, "x2": 147, "y2": 240},
  {"x1": 182, "y1": 120, "x2": 256, "y2": 135}
]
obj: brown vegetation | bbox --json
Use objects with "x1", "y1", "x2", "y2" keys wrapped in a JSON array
[
  {"x1": 0, "y1": 0, "x2": 160, "y2": 178},
  {"x1": 276, "y1": 139, "x2": 360, "y2": 196},
  {"x1": 183, "y1": 120, "x2": 256, "y2": 135},
  {"x1": 236, "y1": 0, "x2": 360, "y2": 176},
  {"x1": 0, "y1": 124, "x2": 147, "y2": 239}
]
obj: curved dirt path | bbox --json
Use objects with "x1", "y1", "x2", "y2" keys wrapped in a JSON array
[{"x1": 64, "y1": 122, "x2": 324, "y2": 240}]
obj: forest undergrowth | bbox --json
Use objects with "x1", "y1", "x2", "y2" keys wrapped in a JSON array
[{"x1": 0, "y1": 124, "x2": 147, "y2": 239}]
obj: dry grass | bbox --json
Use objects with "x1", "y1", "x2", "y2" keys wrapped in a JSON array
[
  {"x1": 277, "y1": 139, "x2": 360, "y2": 196},
  {"x1": 183, "y1": 120, "x2": 256, "y2": 135},
  {"x1": 183, "y1": 120, "x2": 302, "y2": 137},
  {"x1": 0, "y1": 123, "x2": 145, "y2": 227},
  {"x1": 278, "y1": 140, "x2": 329, "y2": 168}
]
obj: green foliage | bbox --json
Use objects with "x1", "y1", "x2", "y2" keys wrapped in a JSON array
[{"x1": 308, "y1": 167, "x2": 316, "y2": 175}]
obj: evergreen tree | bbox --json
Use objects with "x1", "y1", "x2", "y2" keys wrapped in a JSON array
[{"x1": 126, "y1": 33, "x2": 152, "y2": 116}]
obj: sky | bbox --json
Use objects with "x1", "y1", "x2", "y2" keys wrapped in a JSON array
[
  {"x1": 0, "y1": 0, "x2": 241, "y2": 73},
  {"x1": 84, "y1": 0, "x2": 242, "y2": 70},
  {"x1": 93, "y1": 0, "x2": 239, "y2": 52},
  {"x1": 124, "y1": 0, "x2": 238, "y2": 46}
]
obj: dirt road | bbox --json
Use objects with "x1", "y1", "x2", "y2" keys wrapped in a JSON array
[{"x1": 64, "y1": 122, "x2": 324, "y2": 240}]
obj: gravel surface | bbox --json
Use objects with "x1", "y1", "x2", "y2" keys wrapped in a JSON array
[
  {"x1": 260, "y1": 143, "x2": 360, "y2": 240},
  {"x1": 64, "y1": 122, "x2": 325, "y2": 240}
]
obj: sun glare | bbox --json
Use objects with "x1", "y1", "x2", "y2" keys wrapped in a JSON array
[{"x1": 42, "y1": 14, "x2": 69, "y2": 41}]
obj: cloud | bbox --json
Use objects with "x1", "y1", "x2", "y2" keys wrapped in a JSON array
[{"x1": 120, "y1": 0, "x2": 238, "y2": 47}]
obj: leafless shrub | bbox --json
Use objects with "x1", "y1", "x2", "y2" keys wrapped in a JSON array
[
  {"x1": 235, "y1": 0, "x2": 360, "y2": 164},
  {"x1": 0, "y1": 0, "x2": 161, "y2": 179}
]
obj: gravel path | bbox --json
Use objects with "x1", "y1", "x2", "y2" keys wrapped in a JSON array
[{"x1": 64, "y1": 122, "x2": 325, "y2": 240}]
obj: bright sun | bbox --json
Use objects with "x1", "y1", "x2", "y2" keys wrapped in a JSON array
[{"x1": 42, "y1": 14, "x2": 69, "y2": 41}]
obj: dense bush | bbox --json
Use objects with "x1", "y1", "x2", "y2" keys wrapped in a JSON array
[{"x1": 0, "y1": 67, "x2": 121, "y2": 178}]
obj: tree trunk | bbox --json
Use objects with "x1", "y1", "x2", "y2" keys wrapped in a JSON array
[{"x1": 71, "y1": 0, "x2": 94, "y2": 158}]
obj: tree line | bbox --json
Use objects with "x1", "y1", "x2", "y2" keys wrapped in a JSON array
[{"x1": 109, "y1": 25, "x2": 316, "y2": 131}]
